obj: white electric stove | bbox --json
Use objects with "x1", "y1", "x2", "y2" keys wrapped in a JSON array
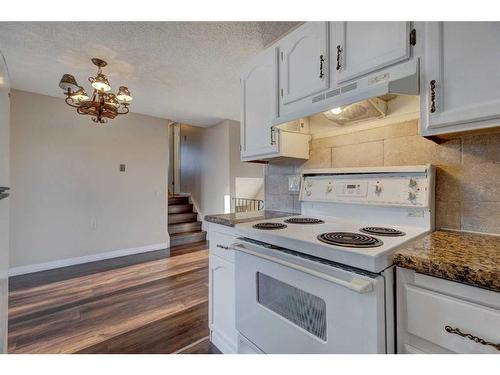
[{"x1": 231, "y1": 165, "x2": 435, "y2": 354}]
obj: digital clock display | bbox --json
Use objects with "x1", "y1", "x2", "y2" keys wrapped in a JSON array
[{"x1": 347, "y1": 184, "x2": 357, "y2": 189}]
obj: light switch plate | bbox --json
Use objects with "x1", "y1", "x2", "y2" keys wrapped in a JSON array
[{"x1": 288, "y1": 175, "x2": 301, "y2": 192}]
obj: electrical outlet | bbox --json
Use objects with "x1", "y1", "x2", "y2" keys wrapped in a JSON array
[{"x1": 119, "y1": 164, "x2": 126, "y2": 172}]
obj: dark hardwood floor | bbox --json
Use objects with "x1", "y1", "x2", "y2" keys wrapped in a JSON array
[{"x1": 8, "y1": 241, "x2": 214, "y2": 354}]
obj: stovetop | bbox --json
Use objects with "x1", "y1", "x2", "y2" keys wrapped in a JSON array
[{"x1": 234, "y1": 215, "x2": 428, "y2": 273}]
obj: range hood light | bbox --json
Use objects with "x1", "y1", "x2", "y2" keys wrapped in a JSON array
[{"x1": 330, "y1": 107, "x2": 343, "y2": 115}]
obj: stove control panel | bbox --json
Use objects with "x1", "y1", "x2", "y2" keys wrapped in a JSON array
[{"x1": 300, "y1": 167, "x2": 434, "y2": 208}]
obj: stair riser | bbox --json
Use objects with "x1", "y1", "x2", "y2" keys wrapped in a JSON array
[
  {"x1": 168, "y1": 222, "x2": 202, "y2": 234},
  {"x1": 168, "y1": 197, "x2": 189, "y2": 205},
  {"x1": 169, "y1": 213, "x2": 198, "y2": 224},
  {"x1": 168, "y1": 204, "x2": 193, "y2": 214},
  {"x1": 171, "y1": 232, "x2": 207, "y2": 247}
]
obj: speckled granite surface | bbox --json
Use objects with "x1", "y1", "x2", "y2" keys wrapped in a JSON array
[
  {"x1": 394, "y1": 230, "x2": 500, "y2": 291},
  {"x1": 204, "y1": 210, "x2": 297, "y2": 227}
]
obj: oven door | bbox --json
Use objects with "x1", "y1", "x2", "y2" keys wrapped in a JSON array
[{"x1": 233, "y1": 240, "x2": 386, "y2": 353}]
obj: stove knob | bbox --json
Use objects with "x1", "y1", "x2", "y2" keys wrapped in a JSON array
[
  {"x1": 374, "y1": 184, "x2": 382, "y2": 195},
  {"x1": 326, "y1": 185, "x2": 333, "y2": 193},
  {"x1": 409, "y1": 178, "x2": 418, "y2": 188},
  {"x1": 306, "y1": 180, "x2": 313, "y2": 188},
  {"x1": 408, "y1": 191, "x2": 417, "y2": 201},
  {"x1": 306, "y1": 190, "x2": 312, "y2": 197}
]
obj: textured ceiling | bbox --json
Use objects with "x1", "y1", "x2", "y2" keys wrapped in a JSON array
[{"x1": 0, "y1": 22, "x2": 299, "y2": 126}]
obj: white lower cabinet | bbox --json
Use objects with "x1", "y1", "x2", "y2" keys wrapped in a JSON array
[
  {"x1": 397, "y1": 267, "x2": 500, "y2": 354},
  {"x1": 208, "y1": 225, "x2": 238, "y2": 353}
]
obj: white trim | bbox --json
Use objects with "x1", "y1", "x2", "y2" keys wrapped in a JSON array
[
  {"x1": 8, "y1": 242, "x2": 170, "y2": 277},
  {"x1": 172, "y1": 335, "x2": 210, "y2": 354}
]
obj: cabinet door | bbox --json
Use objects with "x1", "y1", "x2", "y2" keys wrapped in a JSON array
[
  {"x1": 421, "y1": 22, "x2": 500, "y2": 135},
  {"x1": 334, "y1": 22, "x2": 411, "y2": 84},
  {"x1": 279, "y1": 22, "x2": 330, "y2": 105},
  {"x1": 209, "y1": 255, "x2": 237, "y2": 353},
  {"x1": 240, "y1": 47, "x2": 279, "y2": 159}
]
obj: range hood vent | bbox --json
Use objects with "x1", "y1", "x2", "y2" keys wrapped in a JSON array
[
  {"x1": 323, "y1": 97, "x2": 387, "y2": 125},
  {"x1": 273, "y1": 59, "x2": 419, "y2": 126}
]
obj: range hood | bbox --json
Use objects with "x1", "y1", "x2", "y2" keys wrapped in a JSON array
[{"x1": 273, "y1": 59, "x2": 419, "y2": 126}]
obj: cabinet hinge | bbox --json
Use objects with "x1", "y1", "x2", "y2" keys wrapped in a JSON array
[
  {"x1": 280, "y1": 88, "x2": 283, "y2": 97},
  {"x1": 239, "y1": 144, "x2": 242, "y2": 151},
  {"x1": 280, "y1": 51, "x2": 283, "y2": 61},
  {"x1": 409, "y1": 29, "x2": 417, "y2": 46}
]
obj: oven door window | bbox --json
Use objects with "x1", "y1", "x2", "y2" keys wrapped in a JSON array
[{"x1": 256, "y1": 272, "x2": 327, "y2": 341}]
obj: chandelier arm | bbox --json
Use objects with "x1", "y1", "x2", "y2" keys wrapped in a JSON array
[
  {"x1": 65, "y1": 96, "x2": 81, "y2": 108},
  {"x1": 117, "y1": 105, "x2": 130, "y2": 115}
]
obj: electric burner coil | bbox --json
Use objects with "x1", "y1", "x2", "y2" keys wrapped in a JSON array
[
  {"x1": 284, "y1": 218, "x2": 325, "y2": 224},
  {"x1": 253, "y1": 222, "x2": 288, "y2": 230},
  {"x1": 360, "y1": 227, "x2": 405, "y2": 237},
  {"x1": 317, "y1": 232, "x2": 383, "y2": 248}
]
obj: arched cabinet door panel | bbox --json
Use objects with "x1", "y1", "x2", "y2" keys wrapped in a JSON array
[
  {"x1": 240, "y1": 47, "x2": 279, "y2": 159},
  {"x1": 333, "y1": 22, "x2": 411, "y2": 84},
  {"x1": 279, "y1": 22, "x2": 330, "y2": 105}
]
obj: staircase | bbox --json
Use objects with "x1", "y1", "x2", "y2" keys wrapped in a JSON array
[{"x1": 168, "y1": 196, "x2": 206, "y2": 246}]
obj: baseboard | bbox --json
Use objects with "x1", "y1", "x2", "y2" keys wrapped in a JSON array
[{"x1": 8, "y1": 242, "x2": 170, "y2": 277}]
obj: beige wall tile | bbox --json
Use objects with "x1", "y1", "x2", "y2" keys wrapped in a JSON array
[
  {"x1": 383, "y1": 136, "x2": 461, "y2": 167},
  {"x1": 435, "y1": 166, "x2": 463, "y2": 202},
  {"x1": 435, "y1": 201, "x2": 461, "y2": 230},
  {"x1": 462, "y1": 132, "x2": 500, "y2": 165},
  {"x1": 383, "y1": 135, "x2": 435, "y2": 166},
  {"x1": 311, "y1": 120, "x2": 418, "y2": 149},
  {"x1": 303, "y1": 147, "x2": 331, "y2": 169},
  {"x1": 462, "y1": 202, "x2": 500, "y2": 234},
  {"x1": 332, "y1": 141, "x2": 383, "y2": 168},
  {"x1": 461, "y1": 163, "x2": 500, "y2": 202}
]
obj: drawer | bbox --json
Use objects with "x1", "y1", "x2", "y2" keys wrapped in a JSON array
[
  {"x1": 405, "y1": 284, "x2": 500, "y2": 354},
  {"x1": 209, "y1": 230, "x2": 236, "y2": 262}
]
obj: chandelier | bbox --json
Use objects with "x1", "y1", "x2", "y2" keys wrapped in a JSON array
[{"x1": 58, "y1": 58, "x2": 133, "y2": 124}]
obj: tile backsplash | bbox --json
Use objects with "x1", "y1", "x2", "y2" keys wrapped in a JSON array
[{"x1": 264, "y1": 119, "x2": 500, "y2": 234}]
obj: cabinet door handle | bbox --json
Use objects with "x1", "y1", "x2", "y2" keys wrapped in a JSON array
[
  {"x1": 336, "y1": 45, "x2": 342, "y2": 71},
  {"x1": 270, "y1": 127, "x2": 277, "y2": 145},
  {"x1": 216, "y1": 244, "x2": 229, "y2": 250},
  {"x1": 430, "y1": 80, "x2": 437, "y2": 113},
  {"x1": 319, "y1": 54, "x2": 325, "y2": 79},
  {"x1": 444, "y1": 325, "x2": 500, "y2": 352}
]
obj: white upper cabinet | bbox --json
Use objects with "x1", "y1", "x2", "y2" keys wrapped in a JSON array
[
  {"x1": 279, "y1": 22, "x2": 330, "y2": 105},
  {"x1": 240, "y1": 46, "x2": 310, "y2": 161},
  {"x1": 333, "y1": 22, "x2": 411, "y2": 84},
  {"x1": 240, "y1": 47, "x2": 279, "y2": 159},
  {"x1": 421, "y1": 22, "x2": 500, "y2": 137}
]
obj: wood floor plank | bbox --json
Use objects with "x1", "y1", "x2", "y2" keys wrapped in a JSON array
[
  {"x1": 9, "y1": 250, "x2": 208, "y2": 321},
  {"x1": 8, "y1": 242, "x2": 210, "y2": 354}
]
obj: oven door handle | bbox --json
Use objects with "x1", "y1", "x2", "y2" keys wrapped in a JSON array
[{"x1": 230, "y1": 243, "x2": 374, "y2": 294}]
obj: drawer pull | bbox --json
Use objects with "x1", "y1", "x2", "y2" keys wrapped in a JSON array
[
  {"x1": 216, "y1": 244, "x2": 229, "y2": 250},
  {"x1": 444, "y1": 325, "x2": 500, "y2": 351}
]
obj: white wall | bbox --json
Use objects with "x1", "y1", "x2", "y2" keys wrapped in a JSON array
[
  {"x1": 180, "y1": 120, "x2": 263, "y2": 218},
  {"x1": 9, "y1": 90, "x2": 170, "y2": 270},
  {"x1": 180, "y1": 121, "x2": 230, "y2": 217},
  {"x1": 0, "y1": 52, "x2": 10, "y2": 353}
]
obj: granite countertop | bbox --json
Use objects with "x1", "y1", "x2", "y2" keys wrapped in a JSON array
[
  {"x1": 394, "y1": 230, "x2": 500, "y2": 292},
  {"x1": 204, "y1": 210, "x2": 297, "y2": 227}
]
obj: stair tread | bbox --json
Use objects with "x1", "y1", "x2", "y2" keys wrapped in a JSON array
[
  {"x1": 170, "y1": 230, "x2": 206, "y2": 238},
  {"x1": 168, "y1": 221, "x2": 201, "y2": 227},
  {"x1": 167, "y1": 221, "x2": 202, "y2": 235}
]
